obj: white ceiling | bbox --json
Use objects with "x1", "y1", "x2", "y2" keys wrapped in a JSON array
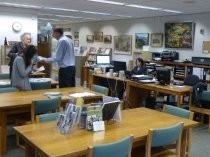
[{"x1": 0, "y1": 0, "x2": 210, "y2": 27}]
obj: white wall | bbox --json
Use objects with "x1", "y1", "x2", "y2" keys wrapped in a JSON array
[
  {"x1": 69, "y1": 12, "x2": 210, "y2": 62},
  {"x1": 0, "y1": 12, "x2": 37, "y2": 46}
]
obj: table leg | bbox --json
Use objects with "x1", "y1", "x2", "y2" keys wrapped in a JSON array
[
  {"x1": 0, "y1": 111, "x2": 6, "y2": 156},
  {"x1": 25, "y1": 142, "x2": 35, "y2": 157},
  {"x1": 177, "y1": 95, "x2": 181, "y2": 108},
  {"x1": 181, "y1": 129, "x2": 187, "y2": 157}
]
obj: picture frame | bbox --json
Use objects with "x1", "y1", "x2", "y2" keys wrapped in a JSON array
[
  {"x1": 86, "y1": 35, "x2": 94, "y2": 43},
  {"x1": 150, "y1": 33, "x2": 163, "y2": 47},
  {"x1": 74, "y1": 32, "x2": 79, "y2": 39},
  {"x1": 74, "y1": 40, "x2": 79, "y2": 47},
  {"x1": 94, "y1": 32, "x2": 103, "y2": 42},
  {"x1": 165, "y1": 22, "x2": 195, "y2": 48},
  {"x1": 104, "y1": 35, "x2": 112, "y2": 44},
  {"x1": 135, "y1": 33, "x2": 149, "y2": 49},
  {"x1": 114, "y1": 35, "x2": 132, "y2": 55}
]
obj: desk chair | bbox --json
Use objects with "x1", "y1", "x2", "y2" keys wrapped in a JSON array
[
  {"x1": 87, "y1": 135, "x2": 133, "y2": 157},
  {"x1": 36, "y1": 112, "x2": 61, "y2": 123},
  {"x1": 145, "y1": 122, "x2": 184, "y2": 157},
  {"x1": 0, "y1": 87, "x2": 17, "y2": 93},
  {"x1": 0, "y1": 73, "x2": 10, "y2": 79},
  {"x1": 16, "y1": 97, "x2": 61, "y2": 149},
  {"x1": 91, "y1": 84, "x2": 109, "y2": 96},
  {"x1": 30, "y1": 81, "x2": 51, "y2": 90},
  {"x1": 163, "y1": 105, "x2": 194, "y2": 157}
]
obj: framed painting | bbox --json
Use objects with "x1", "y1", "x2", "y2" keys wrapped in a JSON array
[
  {"x1": 114, "y1": 35, "x2": 132, "y2": 55},
  {"x1": 86, "y1": 35, "x2": 94, "y2": 43},
  {"x1": 165, "y1": 22, "x2": 195, "y2": 48},
  {"x1": 150, "y1": 33, "x2": 163, "y2": 47},
  {"x1": 74, "y1": 40, "x2": 79, "y2": 47},
  {"x1": 94, "y1": 32, "x2": 103, "y2": 42},
  {"x1": 135, "y1": 33, "x2": 149, "y2": 49},
  {"x1": 104, "y1": 35, "x2": 112, "y2": 44}
]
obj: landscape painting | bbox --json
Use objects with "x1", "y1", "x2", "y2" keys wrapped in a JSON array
[{"x1": 135, "y1": 33, "x2": 149, "y2": 49}]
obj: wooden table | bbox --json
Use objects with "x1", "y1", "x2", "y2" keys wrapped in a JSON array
[
  {"x1": 0, "y1": 87, "x2": 102, "y2": 156},
  {"x1": 126, "y1": 80, "x2": 191, "y2": 108},
  {"x1": 14, "y1": 108, "x2": 198, "y2": 157}
]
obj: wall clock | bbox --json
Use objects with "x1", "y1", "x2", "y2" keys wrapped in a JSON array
[{"x1": 12, "y1": 22, "x2": 22, "y2": 32}]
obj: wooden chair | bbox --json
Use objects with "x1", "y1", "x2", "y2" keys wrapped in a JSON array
[
  {"x1": 30, "y1": 81, "x2": 51, "y2": 90},
  {"x1": 87, "y1": 135, "x2": 133, "y2": 157},
  {"x1": 36, "y1": 112, "x2": 61, "y2": 123},
  {"x1": 145, "y1": 122, "x2": 184, "y2": 157},
  {"x1": 16, "y1": 97, "x2": 61, "y2": 149},
  {"x1": 0, "y1": 87, "x2": 17, "y2": 93},
  {"x1": 91, "y1": 84, "x2": 109, "y2": 96},
  {"x1": 163, "y1": 104, "x2": 194, "y2": 157}
]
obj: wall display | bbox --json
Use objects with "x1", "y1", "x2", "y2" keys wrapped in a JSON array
[
  {"x1": 114, "y1": 35, "x2": 132, "y2": 55},
  {"x1": 150, "y1": 33, "x2": 163, "y2": 47},
  {"x1": 94, "y1": 32, "x2": 103, "y2": 42},
  {"x1": 86, "y1": 35, "x2": 94, "y2": 43},
  {"x1": 74, "y1": 40, "x2": 79, "y2": 47},
  {"x1": 74, "y1": 32, "x2": 79, "y2": 39},
  {"x1": 135, "y1": 33, "x2": 149, "y2": 49},
  {"x1": 104, "y1": 35, "x2": 112, "y2": 44},
  {"x1": 165, "y1": 22, "x2": 195, "y2": 48}
]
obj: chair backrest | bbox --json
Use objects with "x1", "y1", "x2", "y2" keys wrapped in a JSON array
[
  {"x1": 163, "y1": 104, "x2": 194, "y2": 120},
  {"x1": 87, "y1": 135, "x2": 133, "y2": 157},
  {"x1": 184, "y1": 75, "x2": 200, "y2": 86},
  {"x1": 0, "y1": 87, "x2": 17, "y2": 93},
  {"x1": 146, "y1": 122, "x2": 184, "y2": 157},
  {"x1": 31, "y1": 97, "x2": 61, "y2": 123},
  {"x1": 91, "y1": 84, "x2": 109, "y2": 96},
  {"x1": 0, "y1": 73, "x2": 10, "y2": 80},
  {"x1": 36, "y1": 112, "x2": 61, "y2": 123},
  {"x1": 30, "y1": 81, "x2": 51, "y2": 90}
]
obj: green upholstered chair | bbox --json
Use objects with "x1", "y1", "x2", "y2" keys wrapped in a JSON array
[
  {"x1": 145, "y1": 122, "x2": 184, "y2": 157},
  {"x1": 30, "y1": 81, "x2": 51, "y2": 90},
  {"x1": 91, "y1": 84, "x2": 109, "y2": 96},
  {"x1": 36, "y1": 112, "x2": 61, "y2": 123},
  {"x1": 87, "y1": 135, "x2": 133, "y2": 157},
  {"x1": 0, "y1": 73, "x2": 10, "y2": 80},
  {"x1": 0, "y1": 87, "x2": 17, "y2": 93}
]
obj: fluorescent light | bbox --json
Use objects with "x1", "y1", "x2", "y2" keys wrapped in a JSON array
[
  {"x1": 162, "y1": 9, "x2": 182, "y2": 14},
  {"x1": 126, "y1": 4, "x2": 160, "y2": 10},
  {"x1": 80, "y1": 10, "x2": 111, "y2": 15},
  {"x1": 88, "y1": 0, "x2": 125, "y2": 5},
  {"x1": 44, "y1": 7, "x2": 79, "y2": 12},
  {"x1": 0, "y1": 2, "x2": 41, "y2": 9},
  {"x1": 38, "y1": 18, "x2": 60, "y2": 21},
  {"x1": 115, "y1": 14, "x2": 132, "y2": 18},
  {"x1": 38, "y1": 13, "x2": 53, "y2": 16},
  {"x1": 55, "y1": 15, "x2": 83, "y2": 18}
]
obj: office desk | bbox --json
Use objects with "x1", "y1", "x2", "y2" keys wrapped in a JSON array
[
  {"x1": 126, "y1": 80, "x2": 191, "y2": 108},
  {"x1": 14, "y1": 108, "x2": 198, "y2": 157},
  {"x1": 0, "y1": 87, "x2": 101, "y2": 156}
]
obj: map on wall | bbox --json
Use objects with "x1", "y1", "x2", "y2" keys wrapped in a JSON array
[{"x1": 165, "y1": 22, "x2": 195, "y2": 49}]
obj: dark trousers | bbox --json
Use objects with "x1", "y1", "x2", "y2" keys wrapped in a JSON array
[{"x1": 59, "y1": 66, "x2": 75, "y2": 88}]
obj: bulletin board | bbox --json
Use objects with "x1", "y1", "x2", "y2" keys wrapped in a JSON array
[{"x1": 202, "y1": 41, "x2": 210, "y2": 53}]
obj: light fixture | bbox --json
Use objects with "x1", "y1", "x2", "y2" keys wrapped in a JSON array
[
  {"x1": 43, "y1": 7, "x2": 79, "y2": 12},
  {"x1": 0, "y1": 2, "x2": 41, "y2": 9},
  {"x1": 80, "y1": 10, "x2": 111, "y2": 15},
  {"x1": 88, "y1": 0, "x2": 125, "y2": 5},
  {"x1": 162, "y1": 9, "x2": 182, "y2": 14},
  {"x1": 38, "y1": 18, "x2": 60, "y2": 21},
  {"x1": 55, "y1": 15, "x2": 83, "y2": 18},
  {"x1": 126, "y1": 4, "x2": 160, "y2": 10}
]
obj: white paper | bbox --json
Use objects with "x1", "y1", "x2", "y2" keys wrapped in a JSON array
[
  {"x1": 36, "y1": 66, "x2": 45, "y2": 72},
  {"x1": 93, "y1": 121, "x2": 105, "y2": 131},
  {"x1": 69, "y1": 92, "x2": 96, "y2": 98}
]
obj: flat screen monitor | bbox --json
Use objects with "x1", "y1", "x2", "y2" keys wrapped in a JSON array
[
  {"x1": 112, "y1": 61, "x2": 127, "y2": 72},
  {"x1": 96, "y1": 55, "x2": 110, "y2": 65},
  {"x1": 156, "y1": 67, "x2": 171, "y2": 85}
]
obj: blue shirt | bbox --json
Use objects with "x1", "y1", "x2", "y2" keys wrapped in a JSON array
[{"x1": 45, "y1": 35, "x2": 75, "y2": 68}]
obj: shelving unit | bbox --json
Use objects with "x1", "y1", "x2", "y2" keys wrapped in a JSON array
[{"x1": 1, "y1": 45, "x2": 12, "y2": 65}]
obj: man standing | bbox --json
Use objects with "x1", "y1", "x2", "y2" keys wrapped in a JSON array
[
  {"x1": 8, "y1": 32, "x2": 31, "y2": 78},
  {"x1": 43, "y1": 28, "x2": 75, "y2": 87}
]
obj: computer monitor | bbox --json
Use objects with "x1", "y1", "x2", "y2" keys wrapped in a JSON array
[
  {"x1": 96, "y1": 55, "x2": 110, "y2": 65},
  {"x1": 112, "y1": 61, "x2": 127, "y2": 72},
  {"x1": 156, "y1": 67, "x2": 171, "y2": 85}
]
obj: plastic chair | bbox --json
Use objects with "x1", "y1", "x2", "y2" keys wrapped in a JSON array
[
  {"x1": 91, "y1": 84, "x2": 109, "y2": 96},
  {"x1": 145, "y1": 122, "x2": 184, "y2": 157},
  {"x1": 16, "y1": 97, "x2": 61, "y2": 149},
  {"x1": 163, "y1": 105, "x2": 194, "y2": 157},
  {"x1": 30, "y1": 81, "x2": 51, "y2": 90},
  {"x1": 0, "y1": 87, "x2": 17, "y2": 93},
  {"x1": 0, "y1": 73, "x2": 10, "y2": 79},
  {"x1": 36, "y1": 112, "x2": 61, "y2": 123},
  {"x1": 87, "y1": 135, "x2": 133, "y2": 157}
]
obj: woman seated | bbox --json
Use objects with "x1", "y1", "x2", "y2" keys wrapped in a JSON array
[{"x1": 131, "y1": 58, "x2": 147, "y2": 75}]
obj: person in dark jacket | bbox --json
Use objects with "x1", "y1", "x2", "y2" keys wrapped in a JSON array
[
  {"x1": 8, "y1": 32, "x2": 31, "y2": 78},
  {"x1": 131, "y1": 58, "x2": 147, "y2": 75}
]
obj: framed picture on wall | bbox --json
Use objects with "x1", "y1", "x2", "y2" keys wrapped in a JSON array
[
  {"x1": 94, "y1": 32, "x2": 103, "y2": 42},
  {"x1": 165, "y1": 22, "x2": 195, "y2": 48},
  {"x1": 114, "y1": 35, "x2": 132, "y2": 55},
  {"x1": 104, "y1": 35, "x2": 112, "y2": 44},
  {"x1": 135, "y1": 33, "x2": 149, "y2": 49},
  {"x1": 86, "y1": 35, "x2": 94, "y2": 43},
  {"x1": 150, "y1": 33, "x2": 163, "y2": 47},
  {"x1": 74, "y1": 40, "x2": 79, "y2": 47}
]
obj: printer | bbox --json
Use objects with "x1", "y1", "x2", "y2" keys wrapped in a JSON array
[{"x1": 152, "y1": 51, "x2": 179, "y2": 62}]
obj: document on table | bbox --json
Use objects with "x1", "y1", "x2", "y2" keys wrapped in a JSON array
[{"x1": 69, "y1": 92, "x2": 96, "y2": 98}]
